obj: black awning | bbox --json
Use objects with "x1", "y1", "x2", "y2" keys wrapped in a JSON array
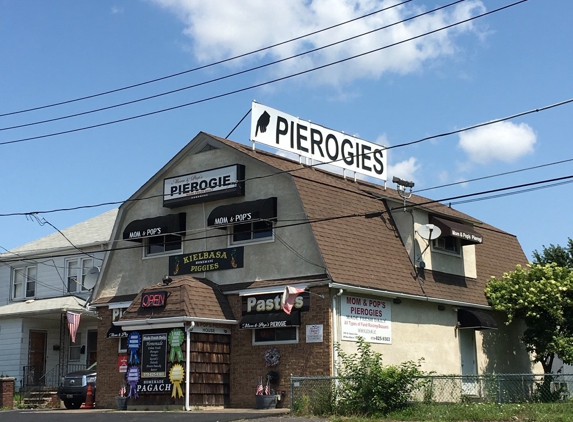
[
  {"x1": 458, "y1": 309, "x2": 498, "y2": 330},
  {"x1": 122, "y1": 212, "x2": 186, "y2": 241},
  {"x1": 207, "y1": 197, "x2": 277, "y2": 228},
  {"x1": 240, "y1": 311, "x2": 300, "y2": 329},
  {"x1": 106, "y1": 324, "x2": 128, "y2": 338},
  {"x1": 430, "y1": 216, "x2": 483, "y2": 245}
]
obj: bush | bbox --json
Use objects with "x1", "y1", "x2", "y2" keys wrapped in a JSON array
[{"x1": 334, "y1": 338, "x2": 427, "y2": 416}]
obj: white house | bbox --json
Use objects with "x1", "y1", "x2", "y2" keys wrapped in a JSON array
[{"x1": 0, "y1": 208, "x2": 117, "y2": 390}]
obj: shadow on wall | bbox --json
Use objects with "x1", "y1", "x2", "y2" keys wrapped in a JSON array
[{"x1": 481, "y1": 318, "x2": 533, "y2": 374}]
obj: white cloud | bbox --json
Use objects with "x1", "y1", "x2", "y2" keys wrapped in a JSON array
[
  {"x1": 148, "y1": 0, "x2": 486, "y2": 86},
  {"x1": 388, "y1": 157, "x2": 420, "y2": 186},
  {"x1": 111, "y1": 6, "x2": 124, "y2": 14},
  {"x1": 458, "y1": 121, "x2": 536, "y2": 164}
]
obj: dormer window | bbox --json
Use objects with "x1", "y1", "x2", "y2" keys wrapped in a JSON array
[{"x1": 433, "y1": 236, "x2": 461, "y2": 255}]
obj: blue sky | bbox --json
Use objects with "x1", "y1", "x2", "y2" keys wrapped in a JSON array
[{"x1": 1, "y1": 0, "x2": 572, "y2": 261}]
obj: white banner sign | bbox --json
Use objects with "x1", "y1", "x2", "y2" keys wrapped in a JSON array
[
  {"x1": 250, "y1": 102, "x2": 387, "y2": 181},
  {"x1": 340, "y1": 295, "x2": 391, "y2": 344}
]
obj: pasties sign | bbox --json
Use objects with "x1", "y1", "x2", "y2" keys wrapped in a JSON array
[{"x1": 250, "y1": 102, "x2": 387, "y2": 181}]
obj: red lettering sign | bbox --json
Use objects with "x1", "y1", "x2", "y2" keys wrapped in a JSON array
[{"x1": 141, "y1": 291, "x2": 167, "y2": 308}]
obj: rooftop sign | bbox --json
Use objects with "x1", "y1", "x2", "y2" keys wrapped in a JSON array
[{"x1": 250, "y1": 102, "x2": 387, "y2": 181}]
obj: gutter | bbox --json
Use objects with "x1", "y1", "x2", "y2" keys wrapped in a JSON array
[{"x1": 329, "y1": 282, "x2": 492, "y2": 310}]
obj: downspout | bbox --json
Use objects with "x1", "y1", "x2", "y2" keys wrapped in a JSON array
[
  {"x1": 331, "y1": 288, "x2": 343, "y2": 377},
  {"x1": 184, "y1": 321, "x2": 195, "y2": 411}
]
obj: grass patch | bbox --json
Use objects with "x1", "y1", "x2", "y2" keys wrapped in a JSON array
[{"x1": 325, "y1": 402, "x2": 573, "y2": 421}]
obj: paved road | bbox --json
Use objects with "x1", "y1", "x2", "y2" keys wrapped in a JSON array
[{"x1": 0, "y1": 408, "x2": 326, "y2": 422}]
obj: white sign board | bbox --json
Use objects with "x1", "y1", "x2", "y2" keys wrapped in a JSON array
[
  {"x1": 340, "y1": 295, "x2": 392, "y2": 344},
  {"x1": 306, "y1": 324, "x2": 324, "y2": 343},
  {"x1": 163, "y1": 164, "x2": 244, "y2": 207},
  {"x1": 190, "y1": 323, "x2": 231, "y2": 335},
  {"x1": 250, "y1": 102, "x2": 387, "y2": 181}
]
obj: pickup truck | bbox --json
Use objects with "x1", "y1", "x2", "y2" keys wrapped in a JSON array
[{"x1": 57, "y1": 363, "x2": 96, "y2": 409}]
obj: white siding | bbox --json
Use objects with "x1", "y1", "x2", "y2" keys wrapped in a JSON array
[{"x1": 0, "y1": 319, "x2": 23, "y2": 379}]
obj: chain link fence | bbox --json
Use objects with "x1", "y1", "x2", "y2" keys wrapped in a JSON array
[{"x1": 290, "y1": 374, "x2": 573, "y2": 412}]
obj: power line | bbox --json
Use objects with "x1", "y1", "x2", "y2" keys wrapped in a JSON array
[
  {"x1": 0, "y1": 0, "x2": 527, "y2": 147},
  {"x1": 0, "y1": 172, "x2": 569, "y2": 264},
  {"x1": 0, "y1": 1, "x2": 459, "y2": 133},
  {"x1": 0, "y1": 0, "x2": 413, "y2": 118},
  {"x1": 0, "y1": 95, "x2": 571, "y2": 218}
]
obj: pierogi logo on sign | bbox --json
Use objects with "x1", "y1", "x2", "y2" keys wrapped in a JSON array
[{"x1": 250, "y1": 102, "x2": 387, "y2": 181}]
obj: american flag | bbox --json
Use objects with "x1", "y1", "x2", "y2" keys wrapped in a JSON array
[
  {"x1": 67, "y1": 311, "x2": 81, "y2": 343},
  {"x1": 281, "y1": 285, "x2": 305, "y2": 315},
  {"x1": 264, "y1": 379, "x2": 270, "y2": 395},
  {"x1": 256, "y1": 378, "x2": 263, "y2": 395}
]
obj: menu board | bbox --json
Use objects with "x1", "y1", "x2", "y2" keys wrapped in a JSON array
[{"x1": 141, "y1": 333, "x2": 167, "y2": 378}]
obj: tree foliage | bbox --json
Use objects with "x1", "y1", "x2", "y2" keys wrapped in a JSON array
[
  {"x1": 485, "y1": 263, "x2": 573, "y2": 373},
  {"x1": 334, "y1": 338, "x2": 427, "y2": 416},
  {"x1": 532, "y1": 238, "x2": 573, "y2": 268}
]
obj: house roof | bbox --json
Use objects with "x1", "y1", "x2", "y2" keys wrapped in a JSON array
[
  {"x1": 118, "y1": 276, "x2": 235, "y2": 322},
  {"x1": 1, "y1": 208, "x2": 118, "y2": 257},
  {"x1": 207, "y1": 134, "x2": 527, "y2": 307}
]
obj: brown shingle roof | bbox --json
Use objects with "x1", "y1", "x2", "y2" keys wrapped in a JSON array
[
  {"x1": 119, "y1": 276, "x2": 235, "y2": 321},
  {"x1": 211, "y1": 134, "x2": 527, "y2": 306}
]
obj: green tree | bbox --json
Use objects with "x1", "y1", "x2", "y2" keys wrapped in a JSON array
[
  {"x1": 485, "y1": 263, "x2": 573, "y2": 373},
  {"x1": 532, "y1": 238, "x2": 573, "y2": 268}
]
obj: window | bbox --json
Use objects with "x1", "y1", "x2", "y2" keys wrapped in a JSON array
[
  {"x1": 231, "y1": 221, "x2": 273, "y2": 245},
  {"x1": 119, "y1": 337, "x2": 128, "y2": 354},
  {"x1": 66, "y1": 258, "x2": 93, "y2": 293},
  {"x1": 144, "y1": 234, "x2": 182, "y2": 257},
  {"x1": 253, "y1": 327, "x2": 298, "y2": 345},
  {"x1": 69, "y1": 332, "x2": 82, "y2": 361},
  {"x1": 12, "y1": 266, "x2": 36, "y2": 300},
  {"x1": 433, "y1": 236, "x2": 461, "y2": 255}
]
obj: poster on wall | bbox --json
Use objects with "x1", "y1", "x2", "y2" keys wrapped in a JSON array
[
  {"x1": 306, "y1": 324, "x2": 323, "y2": 343},
  {"x1": 141, "y1": 333, "x2": 167, "y2": 378},
  {"x1": 340, "y1": 295, "x2": 392, "y2": 344},
  {"x1": 118, "y1": 355, "x2": 128, "y2": 373}
]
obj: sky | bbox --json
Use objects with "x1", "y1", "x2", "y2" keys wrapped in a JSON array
[{"x1": 1, "y1": 0, "x2": 572, "y2": 262}]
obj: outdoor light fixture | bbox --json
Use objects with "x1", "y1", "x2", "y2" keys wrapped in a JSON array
[
  {"x1": 392, "y1": 176, "x2": 415, "y2": 189},
  {"x1": 392, "y1": 176, "x2": 415, "y2": 211},
  {"x1": 162, "y1": 275, "x2": 172, "y2": 286}
]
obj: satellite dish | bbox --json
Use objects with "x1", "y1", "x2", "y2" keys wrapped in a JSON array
[
  {"x1": 83, "y1": 267, "x2": 100, "y2": 290},
  {"x1": 417, "y1": 224, "x2": 441, "y2": 241}
]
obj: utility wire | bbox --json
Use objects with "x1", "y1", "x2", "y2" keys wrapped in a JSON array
[
  {"x1": 414, "y1": 157, "x2": 573, "y2": 193},
  {"x1": 0, "y1": 1, "x2": 459, "y2": 132},
  {"x1": 0, "y1": 172, "x2": 569, "y2": 264},
  {"x1": 0, "y1": 95, "x2": 571, "y2": 218},
  {"x1": 0, "y1": 0, "x2": 412, "y2": 118},
  {"x1": 0, "y1": 0, "x2": 526, "y2": 147}
]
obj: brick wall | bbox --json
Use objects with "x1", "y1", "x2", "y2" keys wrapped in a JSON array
[
  {"x1": 96, "y1": 286, "x2": 333, "y2": 409},
  {"x1": 229, "y1": 286, "x2": 332, "y2": 408},
  {"x1": 0, "y1": 377, "x2": 15, "y2": 409},
  {"x1": 96, "y1": 307, "x2": 129, "y2": 409}
]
